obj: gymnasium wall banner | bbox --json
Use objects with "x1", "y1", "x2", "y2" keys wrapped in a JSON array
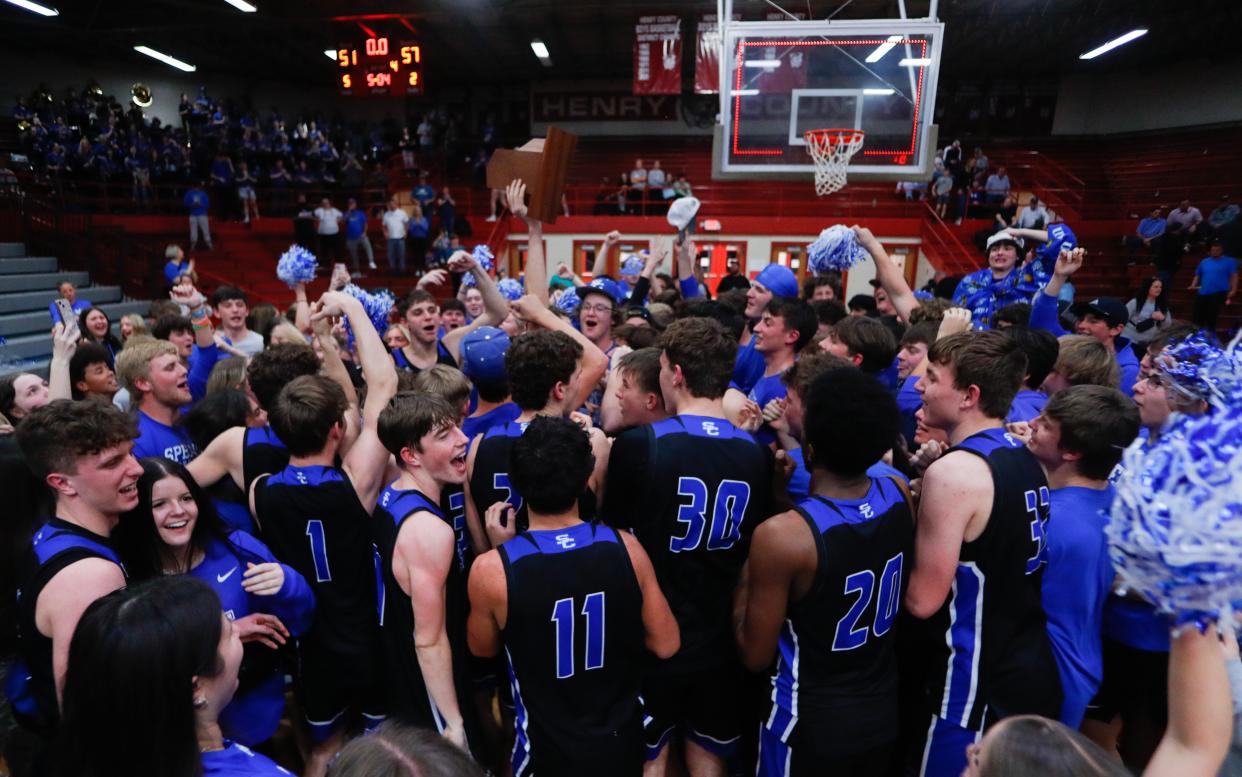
[
  {"x1": 633, "y1": 15, "x2": 682, "y2": 95},
  {"x1": 694, "y1": 14, "x2": 721, "y2": 94}
]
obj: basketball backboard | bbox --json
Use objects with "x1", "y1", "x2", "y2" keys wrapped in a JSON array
[{"x1": 714, "y1": 18, "x2": 944, "y2": 182}]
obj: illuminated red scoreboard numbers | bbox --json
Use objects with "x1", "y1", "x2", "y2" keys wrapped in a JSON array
[{"x1": 336, "y1": 37, "x2": 424, "y2": 97}]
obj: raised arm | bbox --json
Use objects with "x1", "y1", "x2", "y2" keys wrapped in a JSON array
[
  {"x1": 593, "y1": 230, "x2": 621, "y2": 277},
  {"x1": 441, "y1": 250, "x2": 510, "y2": 357},
  {"x1": 506, "y1": 180, "x2": 548, "y2": 305},
  {"x1": 1143, "y1": 626, "x2": 1232, "y2": 777},
  {"x1": 292, "y1": 282, "x2": 311, "y2": 334},
  {"x1": 47, "y1": 324, "x2": 77, "y2": 402},
  {"x1": 510, "y1": 294, "x2": 608, "y2": 409},
  {"x1": 674, "y1": 237, "x2": 701, "y2": 299},
  {"x1": 854, "y1": 225, "x2": 919, "y2": 324},
  {"x1": 172, "y1": 283, "x2": 219, "y2": 401},
  {"x1": 314, "y1": 292, "x2": 397, "y2": 509}
]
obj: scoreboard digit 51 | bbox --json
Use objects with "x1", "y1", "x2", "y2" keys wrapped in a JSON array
[{"x1": 337, "y1": 37, "x2": 423, "y2": 96}]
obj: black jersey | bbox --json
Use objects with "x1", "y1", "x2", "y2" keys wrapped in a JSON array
[
  {"x1": 12, "y1": 519, "x2": 127, "y2": 730},
  {"x1": 392, "y1": 341, "x2": 458, "y2": 372},
  {"x1": 243, "y1": 426, "x2": 289, "y2": 493},
  {"x1": 603, "y1": 415, "x2": 771, "y2": 673},
  {"x1": 470, "y1": 420, "x2": 595, "y2": 533},
  {"x1": 920, "y1": 427, "x2": 1061, "y2": 729},
  {"x1": 500, "y1": 522, "x2": 646, "y2": 777},
  {"x1": 372, "y1": 485, "x2": 474, "y2": 731},
  {"x1": 439, "y1": 484, "x2": 470, "y2": 573},
  {"x1": 770, "y1": 478, "x2": 913, "y2": 752},
  {"x1": 253, "y1": 465, "x2": 380, "y2": 661}
]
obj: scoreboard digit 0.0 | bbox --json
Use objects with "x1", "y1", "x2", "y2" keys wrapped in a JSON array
[{"x1": 337, "y1": 37, "x2": 424, "y2": 96}]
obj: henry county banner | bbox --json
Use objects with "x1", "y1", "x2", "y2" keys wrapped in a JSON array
[{"x1": 634, "y1": 15, "x2": 682, "y2": 95}]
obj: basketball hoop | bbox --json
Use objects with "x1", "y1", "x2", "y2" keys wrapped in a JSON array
[{"x1": 805, "y1": 128, "x2": 865, "y2": 196}]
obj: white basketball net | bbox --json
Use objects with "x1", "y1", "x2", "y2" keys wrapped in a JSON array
[{"x1": 805, "y1": 129, "x2": 865, "y2": 196}]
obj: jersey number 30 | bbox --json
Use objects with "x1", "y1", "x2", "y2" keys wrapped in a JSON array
[
  {"x1": 551, "y1": 592, "x2": 605, "y2": 679},
  {"x1": 670, "y1": 478, "x2": 751, "y2": 553}
]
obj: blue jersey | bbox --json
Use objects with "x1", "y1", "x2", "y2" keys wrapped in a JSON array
[
  {"x1": 920, "y1": 428, "x2": 1061, "y2": 730},
  {"x1": 189, "y1": 532, "x2": 315, "y2": 745},
  {"x1": 202, "y1": 741, "x2": 293, "y2": 776},
  {"x1": 1042, "y1": 486, "x2": 1115, "y2": 728},
  {"x1": 786, "y1": 448, "x2": 907, "y2": 503},
  {"x1": 462, "y1": 401, "x2": 521, "y2": 441},
  {"x1": 770, "y1": 479, "x2": 913, "y2": 752},
  {"x1": 1006, "y1": 389, "x2": 1047, "y2": 423},
  {"x1": 1036, "y1": 223, "x2": 1077, "y2": 268},
  {"x1": 11, "y1": 519, "x2": 126, "y2": 727},
  {"x1": 747, "y1": 373, "x2": 787, "y2": 447},
  {"x1": 133, "y1": 410, "x2": 199, "y2": 464}
]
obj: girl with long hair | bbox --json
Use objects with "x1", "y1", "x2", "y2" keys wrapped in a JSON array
[
  {"x1": 59, "y1": 576, "x2": 292, "y2": 776},
  {"x1": 1123, "y1": 276, "x2": 1174, "y2": 353},
  {"x1": 114, "y1": 458, "x2": 314, "y2": 747},
  {"x1": 77, "y1": 306, "x2": 122, "y2": 366}
]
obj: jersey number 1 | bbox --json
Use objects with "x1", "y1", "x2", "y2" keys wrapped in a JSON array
[
  {"x1": 550, "y1": 592, "x2": 605, "y2": 679},
  {"x1": 307, "y1": 520, "x2": 332, "y2": 582}
]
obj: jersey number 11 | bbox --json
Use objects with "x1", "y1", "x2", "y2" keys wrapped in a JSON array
[{"x1": 551, "y1": 592, "x2": 605, "y2": 679}]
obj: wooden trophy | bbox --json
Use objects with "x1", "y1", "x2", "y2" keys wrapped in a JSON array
[{"x1": 486, "y1": 126, "x2": 578, "y2": 224}]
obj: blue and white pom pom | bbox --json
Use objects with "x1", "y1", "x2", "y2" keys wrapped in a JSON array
[
  {"x1": 554, "y1": 290, "x2": 581, "y2": 314},
  {"x1": 807, "y1": 224, "x2": 869, "y2": 274},
  {"x1": 1107, "y1": 402, "x2": 1242, "y2": 629},
  {"x1": 497, "y1": 278, "x2": 524, "y2": 301},
  {"x1": 340, "y1": 283, "x2": 395, "y2": 345},
  {"x1": 276, "y1": 244, "x2": 318, "y2": 288},
  {"x1": 461, "y1": 244, "x2": 496, "y2": 288}
]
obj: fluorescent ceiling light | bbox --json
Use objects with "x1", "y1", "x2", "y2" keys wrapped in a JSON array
[
  {"x1": 324, "y1": 48, "x2": 337, "y2": 60},
  {"x1": 744, "y1": 59, "x2": 781, "y2": 69},
  {"x1": 898, "y1": 57, "x2": 931, "y2": 67},
  {"x1": 863, "y1": 88, "x2": 895, "y2": 95},
  {"x1": 222, "y1": 0, "x2": 256, "y2": 11},
  {"x1": 133, "y1": 45, "x2": 197, "y2": 72},
  {"x1": 733, "y1": 89, "x2": 760, "y2": 97},
  {"x1": 1079, "y1": 29, "x2": 1148, "y2": 60},
  {"x1": 864, "y1": 35, "x2": 903, "y2": 63},
  {"x1": 2, "y1": 0, "x2": 59, "y2": 16},
  {"x1": 530, "y1": 40, "x2": 550, "y2": 59}
]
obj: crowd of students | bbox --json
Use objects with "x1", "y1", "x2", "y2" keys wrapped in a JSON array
[{"x1": 1, "y1": 179, "x2": 1239, "y2": 777}]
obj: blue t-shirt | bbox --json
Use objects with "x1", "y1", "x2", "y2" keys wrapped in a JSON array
[
  {"x1": 412, "y1": 184, "x2": 435, "y2": 205},
  {"x1": 133, "y1": 410, "x2": 199, "y2": 464},
  {"x1": 407, "y1": 216, "x2": 429, "y2": 239},
  {"x1": 48, "y1": 298, "x2": 90, "y2": 326},
  {"x1": 164, "y1": 259, "x2": 189, "y2": 287},
  {"x1": 896, "y1": 375, "x2": 922, "y2": 447},
  {"x1": 786, "y1": 447, "x2": 907, "y2": 502},
  {"x1": 731, "y1": 335, "x2": 766, "y2": 395},
  {"x1": 184, "y1": 189, "x2": 209, "y2": 216},
  {"x1": 345, "y1": 209, "x2": 367, "y2": 240},
  {"x1": 1137, "y1": 217, "x2": 1165, "y2": 240},
  {"x1": 747, "y1": 372, "x2": 787, "y2": 446},
  {"x1": 1042, "y1": 485, "x2": 1115, "y2": 728},
  {"x1": 1195, "y1": 255, "x2": 1238, "y2": 295},
  {"x1": 190, "y1": 531, "x2": 314, "y2": 745},
  {"x1": 1007, "y1": 389, "x2": 1047, "y2": 423},
  {"x1": 202, "y1": 741, "x2": 293, "y2": 776},
  {"x1": 462, "y1": 401, "x2": 521, "y2": 441},
  {"x1": 1036, "y1": 223, "x2": 1077, "y2": 268}
]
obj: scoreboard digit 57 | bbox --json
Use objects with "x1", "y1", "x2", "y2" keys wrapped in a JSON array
[{"x1": 336, "y1": 37, "x2": 424, "y2": 96}]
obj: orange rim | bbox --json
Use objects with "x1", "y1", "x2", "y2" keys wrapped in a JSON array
[{"x1": 804, "y1": 128, "x2": 866, "y2": 148}]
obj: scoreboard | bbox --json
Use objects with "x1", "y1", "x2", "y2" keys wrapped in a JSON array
[{"x1": 336, "y1": 37, "x2": 424, "y2": 96}]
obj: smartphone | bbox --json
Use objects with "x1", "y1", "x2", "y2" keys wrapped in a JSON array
[{"x1": 54, "y1": 298, "x2": 80, "y2": 338}]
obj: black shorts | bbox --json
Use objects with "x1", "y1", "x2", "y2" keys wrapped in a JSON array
[
  {"x1": 1083, "y1": 638, "x2": 1169, "y2": 727},
  {"x1": 296, "y1": 639, "x2": 386, "y2": 742},
  {"x1": 642, "y1": 664, "x2": 744, "y2": 760},
  {"x1": 759, "y1": 712, "x2": 895, "y2": 777}
]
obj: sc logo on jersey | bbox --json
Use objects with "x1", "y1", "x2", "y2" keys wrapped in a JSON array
[
  {"x1": 859, "y1": 503, "x2": 874, "y2": 519},
  {"x1": 555, "y1": 533, "x2": 577, "y2": 549},
  {"x1": 700, "y1": 421, "x2": 720, "y2": 437}
]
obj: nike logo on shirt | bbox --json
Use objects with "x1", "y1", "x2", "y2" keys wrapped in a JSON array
[{"x1": 217, "y1": 566, "x2": 238, "y2": 583}]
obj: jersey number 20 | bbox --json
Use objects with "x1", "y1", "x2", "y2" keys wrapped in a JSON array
[
  {"x1": 551, "y1": 592, "x2": 605, "y2": 679},
  {"x1": 670, "y1": 478, "x2": 751, "y2": 553},
  {"x1": 832, "y1": 552, "x2": 903, "y2": 651}
]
